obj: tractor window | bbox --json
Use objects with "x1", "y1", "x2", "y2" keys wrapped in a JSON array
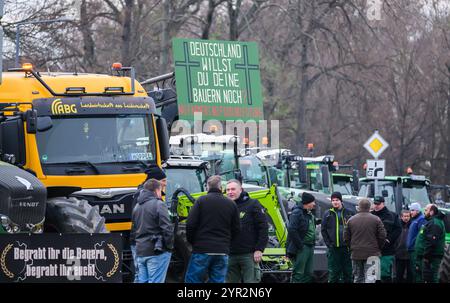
[
  {"x1": 377, "y1": 181, "x2": 396, "y2": 212},
  {"x1": 165, "y1": 168, "x2": 206, "y2": 199},
  {"x1": 333, "y1": 180, "x2": 352, "y2": 195},
  {"x1": 358, "y1": 183, "x2": 372, "y2": 197},
  {"x1": 308, "y1": 168, "x2": 324, "y2": 192},
  {"x1": 36, "y1": 115, "x2": 156, "y2": 164},
  {"x1": 402, "y1": 182, "x2": 430, "y2": 207},
  {"x1": 239, "y1": 156, "x2": 267, "y2": 186}
]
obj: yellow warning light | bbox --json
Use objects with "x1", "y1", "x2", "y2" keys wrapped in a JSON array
[{"x1": 22, "y1": 63, "x2": 33, "y2": 70}]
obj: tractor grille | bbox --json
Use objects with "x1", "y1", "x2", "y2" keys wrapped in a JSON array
[{"x1": 0, "y1": 164, "x2": 46, "y2": 228}]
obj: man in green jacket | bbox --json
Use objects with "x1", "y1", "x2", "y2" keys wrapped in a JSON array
[
  {"x1": 415, "y1": 204, "x2": 446, "y2": 283},
  {"x1": 321, "y1": 191, "x2": 354, "y2": 283}
]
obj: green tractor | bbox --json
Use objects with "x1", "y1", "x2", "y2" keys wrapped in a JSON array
[
  {"x1": 142, "y1": 83, "x2": 293, "y2": 280},
  {"x1": 332, "y1": 164, "x2": 360, "y2": 196},
  {"x1": 358, "y1": 174, "x2": 450, "y2": 282}
]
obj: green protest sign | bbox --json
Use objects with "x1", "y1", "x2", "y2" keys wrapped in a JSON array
[{"x1": 172, "y1": 38, "x2": 263, "y2": 121}]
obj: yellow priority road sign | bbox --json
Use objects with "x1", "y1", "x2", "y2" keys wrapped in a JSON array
[{"x1": 364, "y1": 131, "x2": 389, "y2": 158}]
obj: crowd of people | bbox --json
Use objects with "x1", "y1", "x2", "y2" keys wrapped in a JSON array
[
  {"x1": 131, "y1": 169, "x2": 268, "y2": 283},
  {"x1": 130, "y1": 167, "x2": 446, "y2": 283},
  {"x1": 287, "y1": 192, "x2": 446, "y2": 283}
]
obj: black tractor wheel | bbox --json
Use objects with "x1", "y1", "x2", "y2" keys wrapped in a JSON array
[
  {"x1": 44, "y1": 196, "x2": 107, "y2": 233},
  {"x1": 439, "y1": 244, "x2": 450, "y2": 283},
  {"x1": 166, "y1": 226, "x2": 191, "y2": 282}
]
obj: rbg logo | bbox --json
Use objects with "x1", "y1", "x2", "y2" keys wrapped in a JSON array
[
  {"x1": 366, "y1": 256, "x2": 380, "y2": 283},
  {"x1": 367, "y1": 0, "x2": 382, "y2": 21}
]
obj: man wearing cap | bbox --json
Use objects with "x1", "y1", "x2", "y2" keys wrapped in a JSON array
[
  {"x1": 344, "y1": 199, "x2": 386, "y2": 283},
  {"x1": 321, "y1": 191, "x2": 354, "y2": 283},
  {"x1": 286, "y1": 192, "x2": 317, "y2": 283},
  {"x1": 406, "y1": 202, "x2": 426, "y2": 282},
  {"x1": 371, "y1": 196, "x2": 402, "y2": 283}
]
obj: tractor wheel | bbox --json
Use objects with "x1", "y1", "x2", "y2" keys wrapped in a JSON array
[
  {"x1": 44, "y1": 196, "x2": 107, "y2": 233},
  {"x1": 166, "y1": 226, "x2": 191, "y2": 282},
  {"x1": 439, "y1": 244, "x2": 450, "y2": 283}
]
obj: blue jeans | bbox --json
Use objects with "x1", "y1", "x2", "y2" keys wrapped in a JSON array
[
  {"x1": 137, "y1": 252, "x2": 172, "y2": 283},
  {"x1": 130, "y1": 245, "x2": 139, "y2": 283},
  {"x1": 185, "y1": 253, "x2": 229, "y2": 283}
]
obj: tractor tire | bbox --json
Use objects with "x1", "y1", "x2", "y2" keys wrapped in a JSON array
[
  {"x1": 44, "y1": 196, "x2": 107, "y2": 233},
  {"x1": 166, "y1": 226, "x2": 192, "y2": 282},
  {"x1": 439, "y1": 244, "x2": 450, "y2": 283}
]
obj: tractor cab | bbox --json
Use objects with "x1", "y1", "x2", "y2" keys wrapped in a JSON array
[{"x1": 358, "y1": 175, "x2": 431, "y2": 214}]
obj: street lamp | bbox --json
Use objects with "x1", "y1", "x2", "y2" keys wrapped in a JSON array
[{"x1": 15, "y1": 17, "x2": 73, "y2": 67}]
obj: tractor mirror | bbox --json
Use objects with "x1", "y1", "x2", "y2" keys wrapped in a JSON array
[
  {"x1": 352, "y1": 169, "x2": 360, "y2": 193},
  {"x1": 25, "y1": 110, "x2": 37, "y2": 134},
  {"x1": 156, "y1": 117, "x2": 170, "y2": 162},
  {"x1": 321, "y1": 165, "x2": 330, "y2": 188},
  {"x1": 382, "y1": 189, "x2": 389, "y2": 197},
  {"x1": 37, "y1": 116, "x2": 53, "y2": 132},
  {"x1": 298, "y1": 161, "x2": 307, "y2": 184}
]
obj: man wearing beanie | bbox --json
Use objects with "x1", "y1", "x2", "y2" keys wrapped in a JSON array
[
  {"x1": 344, "y1": 199, "x2": 386, "y2": 283},
  {"x1": 406, "y1": 202, "x2": 426, "y2": 282},
  {"x1": 130, "y1": 165, "x2": 167, "y2": 282},
  {"x1": 371, "y1": 196, "x2": 402, "y2": 283},
  {"x1": 321, "y1": 191, "x2": 354, "y2": 283},
  {"x1": 286, "y1": 192, "x2": 317, "y2": 283}
]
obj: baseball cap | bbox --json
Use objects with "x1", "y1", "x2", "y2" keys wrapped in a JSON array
[{"x1": 373, "y1": 196, "x2": 385, "y2": 205}]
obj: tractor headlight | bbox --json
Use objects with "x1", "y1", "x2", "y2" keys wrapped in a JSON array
[
  {"x1": 28, "y1": 219, "x2": 45, "y2": 234},
  {"x1": 1, "y1": 215, "x2": 21, "y2": 233}
]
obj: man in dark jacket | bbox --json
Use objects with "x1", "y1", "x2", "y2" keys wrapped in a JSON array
[
  {"x1": 185, "y1": 175, "x2": 240, "y2": 283},
  {"x1": 131, "y1": 178, "x2": 174, "y2": 283},
  {"x1": 130, "y1": 166, "x2": 167, "y2": 282},
  {"x1": 344, "y1": 199, "x2": 386, "y2": 283},
  {"x1": 286, "y1": 192, "x2": 317, "y2": 283},
  {"x1": 371, "y1": 196, "x2": 402, "y2": 283},
  {"x1": 415, "y1": 204, "x2": 446, "y2": 283},
  {"x1": 321, "y1": 191, "x2": 354, "y2": 283},
  {"x1": 225, "y1": 179, "x2": 268, "y2": 283},
  {"x1": 395, "y1": 210, "x2": 412, "y2": 283}
]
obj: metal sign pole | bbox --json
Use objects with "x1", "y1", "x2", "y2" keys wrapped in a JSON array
[{"x1": 374, "y1": 156, "x2": 378, "y2": 198}]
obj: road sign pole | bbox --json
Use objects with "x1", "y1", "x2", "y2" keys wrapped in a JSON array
[{"x1": 374, "y1": 156, "x2": 378, "y2": 197}]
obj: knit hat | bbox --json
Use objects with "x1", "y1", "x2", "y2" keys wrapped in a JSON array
[
  {"x1": 144, "y1": 165, "x2": 167, "y2": 181},
  {"x1": 302, "y1": 192, "x2": 315, "y2": 205},
  {"x1": 331, "y1": 191, "x2": 342, "y2": 201},
  {"x1": 409, "y1": 202, "x2": 421, "y2": 212}
]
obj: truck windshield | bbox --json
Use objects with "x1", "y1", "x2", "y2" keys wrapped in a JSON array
[
  {"x1": 36, "y1": 115, "x2": 156, "y2": 164},
  {"x1": 165, "y1": 168, "x2": 206, "y2": 198}
]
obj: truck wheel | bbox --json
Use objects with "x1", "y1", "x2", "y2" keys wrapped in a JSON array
[
  {"x1": 440, "y1": 244, "x2": 450, "y2": 283},
  {"x1": 44, "y1": 196, "x2": 107, "y2": 233}
]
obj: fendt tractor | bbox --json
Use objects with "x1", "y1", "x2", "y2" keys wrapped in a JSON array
[
  {"x1": 358, "y1": 172, "x2": 450, "y2": 282},
  {"x1": 0, "y1": 63, "x2": 170, "y2": 281}
]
